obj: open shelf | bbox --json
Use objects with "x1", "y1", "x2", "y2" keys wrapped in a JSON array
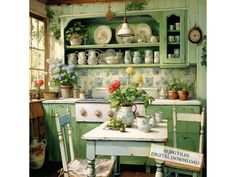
[
  {"x1": 75, "y1": 63, "x2": 160, "y2": 69},
  {"x1": 66, "y1": 42, "x2": 160, "y2": 50}
]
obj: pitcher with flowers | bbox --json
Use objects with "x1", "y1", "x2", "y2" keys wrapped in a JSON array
[{"x1": 107, "y1": 67, "x2": 154, "y2": 127}]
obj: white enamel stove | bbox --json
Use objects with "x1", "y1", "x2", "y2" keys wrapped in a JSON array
[{"x1": 75, "y1": 98, "x2": 145, "y2": 122}]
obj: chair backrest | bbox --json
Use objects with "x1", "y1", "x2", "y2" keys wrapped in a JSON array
[
  {"x1": 55, "y1": 108, "x2": 75, "y2": 176},
  {"x1": 172, "y1": 107, "x2": 205, "y2": 153}
]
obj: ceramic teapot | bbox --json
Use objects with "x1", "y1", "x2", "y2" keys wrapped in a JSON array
[
  {"x1": 86, "y1": 49, "x2": 101, "y2": 65},
  {"x1": 77, "y1": 51, "x2": 87, "y2": 65},
  {"x1": 67, "y1": 51, "x2": 78, "y2": 65}
]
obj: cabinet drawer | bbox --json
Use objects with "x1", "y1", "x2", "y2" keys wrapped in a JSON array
[
  {"x1": 167, "y1": 133, "x2": 199, "y2": 152},
  {"x1": 51, "y1": 104, "x2": 75, "y2": 117}
]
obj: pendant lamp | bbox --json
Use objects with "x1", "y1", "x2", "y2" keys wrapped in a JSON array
[{"x1": 117, "y1": 0, "x2": 134, "y2": 37}]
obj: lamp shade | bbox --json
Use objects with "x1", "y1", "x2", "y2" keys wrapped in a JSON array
[{"x1": 117, "y1": 19, "x2": 134, "y2": 37}]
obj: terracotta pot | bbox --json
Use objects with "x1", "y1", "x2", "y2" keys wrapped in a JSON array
[
  {"x1": 60, "y1": 86, "x2": 72, "y2": 98},
  {"x1": 167, "y1": 90, "x2": 178, "y2": 100},
  {"x1": 177, "y1": 90, "x2": 189, "y2": 101}
]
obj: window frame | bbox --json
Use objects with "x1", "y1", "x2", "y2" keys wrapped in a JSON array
[{"x1": 29, "y1": 12, "x2": 49, "y2": 92}]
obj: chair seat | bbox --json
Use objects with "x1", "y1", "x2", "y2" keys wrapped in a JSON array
[
  {"x1": 68, "y1": 158, "x2": 114, "y2": 177},
  {"x1": 164, "y1": 161, "x2": 201, "y2": 172}
]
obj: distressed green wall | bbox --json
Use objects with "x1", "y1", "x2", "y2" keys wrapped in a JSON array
[{"x1": 48, "y1": 0, "x2": 206, "y2": 102}]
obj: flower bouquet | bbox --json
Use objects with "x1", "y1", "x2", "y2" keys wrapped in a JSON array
[{"x1": 107, "y1": 67, "x2": 154, "y2": 126}]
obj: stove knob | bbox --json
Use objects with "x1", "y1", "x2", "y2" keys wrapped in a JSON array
[
  {"x1": 80, "y1": 109, "x2": 87, "y2": 116},
  {"x1": 107, "y1": 110, "x2": 114, "y2": 117},
  {"x1": 95, "y1": 110, "x2": 102, "y2": 117}
]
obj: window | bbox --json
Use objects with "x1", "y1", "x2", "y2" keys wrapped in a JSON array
[{"x1": 29, "y1": 13, "x2": 47, "y2": 90}]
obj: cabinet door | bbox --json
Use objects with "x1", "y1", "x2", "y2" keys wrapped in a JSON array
[
  {"x1": 161, "y1": 10, "x2": 186, "y2": 64},
  {"x1": 43, "y1": 103, "x2": 79, "y2": 161},
  {"x1": 77, "y1": 122, "x2": 100, "y2": 158}
]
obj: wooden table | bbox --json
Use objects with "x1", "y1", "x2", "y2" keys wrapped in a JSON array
[{"x1": 82, "y1": 120, "x2": 168, "y2": 177}]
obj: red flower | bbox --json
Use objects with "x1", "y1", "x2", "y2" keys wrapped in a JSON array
[
  {"x1": 107, "y1": 80, "x2": 121, "y2": 93},
  {"x1": 34, "y1": 79, "x2": 44, "y2": 87},
  {"x1": 112, "y1": 80, "x2": 121, "y2": 89}
]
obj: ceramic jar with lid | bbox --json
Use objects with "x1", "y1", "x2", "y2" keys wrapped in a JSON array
[
  {"x1": 132, "y1": 51, "x2": 142, "y2": 64},
  {"x1": 144, "y1": 50, "x2": 153, "y2": 64},
  {"x1": 124, "y1": 50, "x2": 132, "y2": 64},
  {"x1": 154, "y1": 51, "x2": 160, "y2": 64}
]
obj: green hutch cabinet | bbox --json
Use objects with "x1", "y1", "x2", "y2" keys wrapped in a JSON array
[{"x1": 60, "y1": 9, "x2": 188, "y2": 69}]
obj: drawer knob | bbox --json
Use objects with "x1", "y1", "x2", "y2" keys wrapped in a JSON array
[
  {"x1": 95, "y1": 110, "x2": 102, "y2": 117},
  {"x1": 107, "y1": 110, "x2": 114, "y2": 117},
  {"x1": 80, "y1": 109, "x2": 87, "y2": 116}
]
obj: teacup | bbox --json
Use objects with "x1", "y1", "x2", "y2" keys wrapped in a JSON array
[
  {"x1": 175, "y1": 35, "x2": 180, "y2": 42},
  {"x1": 169, "y1": 25, "x2": 175, "y2": 30},
  {"x1": 168, "y1": 54, "x2": 174, "y2": 58},
  {"x1": 175, "y1": 22, "x2": 180, "y2": 30},
  {"x1": 168, "y1": 36, "x2": 176, "y2": 43},
  {"x1": 155, "y1": 112, "x2": 163, "y2": 125},
  {"x1": 174, "y1": 49, "x2": 180, "y2": 57},
  {"x1": 136, "y1": 116, "x2": 151, "y2": 133}
]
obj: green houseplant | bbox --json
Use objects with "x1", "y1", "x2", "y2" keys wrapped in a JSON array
[
  {"x1": 177, "y1": 81, "x2": 191, "y2": 101},
  {"x1": 165, "y1": 78, "x2": 179, "y2": 100},
  {"x1": 65, "y1": 21, "x2": 88, "y2": 46}
]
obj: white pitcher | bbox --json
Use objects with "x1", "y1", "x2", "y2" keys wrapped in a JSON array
[
  {"x1": 67, "y1": 51, "x2": 78, "y2": 65},
  {"x1": 86, "y1": 49, "x2": 101, "y2": 65},
  {"x1": 136, "y1": 115, "x2": 152, "y2": 132},
  {"x1": 77, "y1": 51, "x2": 87, "y2": 65}
]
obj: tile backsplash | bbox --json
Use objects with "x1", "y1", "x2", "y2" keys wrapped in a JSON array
[{"x1": 75, "y1": 67, "x2": 197, "y2": 98}]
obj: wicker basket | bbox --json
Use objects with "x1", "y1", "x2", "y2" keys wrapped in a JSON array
[{"x1": 43, "y1": 92, "x2": 58, "y2": 100}]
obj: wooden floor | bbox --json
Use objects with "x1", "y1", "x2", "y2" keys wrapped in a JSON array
[{"x1": 30, "y1": 160, "x2": 155, "y2": 177}]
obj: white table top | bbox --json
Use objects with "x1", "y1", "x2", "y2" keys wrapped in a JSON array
[{"x1": 82, "y1": 120, "x2": 168, "y2": 142}]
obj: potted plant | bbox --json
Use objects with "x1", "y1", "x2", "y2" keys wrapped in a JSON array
[
  {"x1": 65, "y1": 21, "x2": 88, "y2": 46},
  {"x1": 165, "y1": 78, "x2": 179, "y2": 100},
  {"x1": 47, "y1": 58, "x2": 77, "y2": 98},
  {"x1": 177, "y1": 81, "x2": 191, "y2": 101},
  {"x1": 107, "y1": 67, "x2": 154, "y2": 127}
]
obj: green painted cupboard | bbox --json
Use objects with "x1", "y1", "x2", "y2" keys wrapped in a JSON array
[
  {"x1": 60, "y1": 9, "x2": 188, "y2": 69},
  {"x1": 43, "y1": 102, "x2": 201, "y2": 170}
]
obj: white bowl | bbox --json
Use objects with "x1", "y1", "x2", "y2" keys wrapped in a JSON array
[{"x1": 105, "y1": 56, "x2": 120, "y2": 64}]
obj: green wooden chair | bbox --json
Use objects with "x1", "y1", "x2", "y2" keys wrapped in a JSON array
[
  {"x1": 163, "y1": 107, "x2": 205, "y2": 177},
  {"x1": 55, "y1": 108, "x2": 114, "y2": 177}
]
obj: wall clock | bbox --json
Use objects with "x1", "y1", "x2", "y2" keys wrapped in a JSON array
[{"x1": 188, "y1": 26, "x2": 202, "y2": 44}]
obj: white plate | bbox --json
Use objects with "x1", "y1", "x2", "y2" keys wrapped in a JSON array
[
  {"x1": 135, "y1": 23, "x2": 152, "y2": 42},
  {"x1": 94, "y1": 25, "x2": 112, "y2": 45},
  {"x1": 115, "y1": 24, "x2": 135, "y2": 44}
]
